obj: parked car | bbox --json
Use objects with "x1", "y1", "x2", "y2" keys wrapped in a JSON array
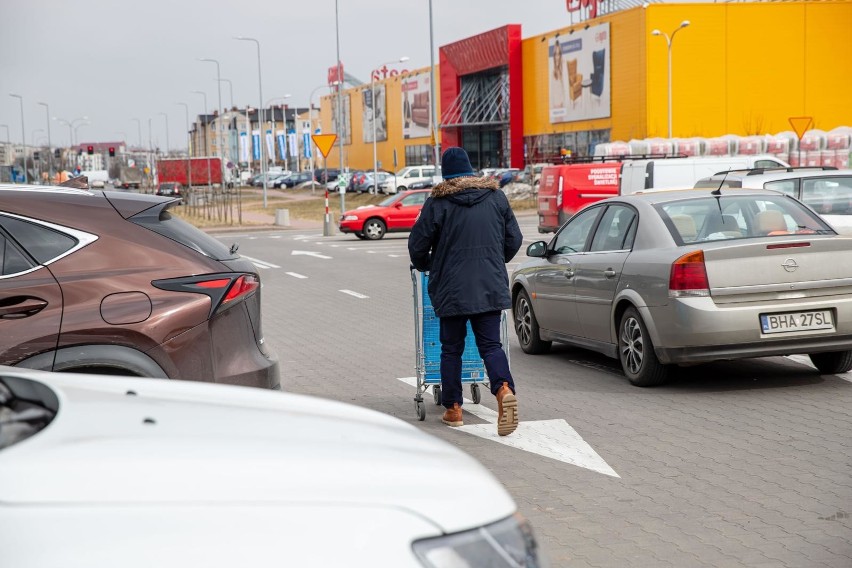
[
  {"x1": 356, "y1": 171, "x2": 393, "y2": 193},
  {"x1": 512, "y1": 188, "x2": 852, "y2": 386},
  {"x1": 339, "y1": 189, "x2": 430, "y2": 240},
  {"x1": 280, "y1": 171, "x2": 313, "y2": 188},
  {"x1": 381, "y1": 165, "x2": 441, "y2": 194},
  {"x1": 313, "y1": 168, "x2": 340, "y2": 184},
  {"x1": 269, "y1": 173, "x2": 291, "y2": 188},
  {"x1": 0, "y1": 184, "x2": 279, "y2": 389},
  {"x1": 0, "y1": 367, "x2": 543, "y2": 567},
  {"x1": 155, "y1": 181, "x2": 183, "y2": 196},
  {"x1": 694, "y1": 167, "x2": 852, "y2": 234}
]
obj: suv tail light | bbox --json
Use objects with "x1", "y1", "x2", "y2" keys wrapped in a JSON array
[
  {"x1": 153, "y1": 273, "x2": 260, "y2": 317},
  {"x1": 669, "y1": 250, "x2": 710, "y2": 297}
]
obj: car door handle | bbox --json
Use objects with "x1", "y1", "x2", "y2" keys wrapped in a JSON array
[
  {"x1": 0, "y1": 297, "x2": 49, "y2": 319},
  {"x1": 603, "y1": 269, "x2": 617, "y2": 279},
  {"x1": 564, "y1": 269, "x2": 575, "y2": 279}
]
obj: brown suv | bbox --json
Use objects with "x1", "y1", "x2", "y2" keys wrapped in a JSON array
[{"x1": 0, "y1": 185, "x2": 279, "y2": 389}]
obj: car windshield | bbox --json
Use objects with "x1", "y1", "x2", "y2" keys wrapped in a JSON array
[
  {"x1": 378, "y1": 194, "x2": 400, "y2": 207},
  {"x1": 656, "y1": 194, "x2": 834, "y2": 245}
]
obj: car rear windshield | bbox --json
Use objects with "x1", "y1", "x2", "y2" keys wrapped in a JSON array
[
  {"x1": 129, "y1": 205, "x2": 236, "y2": 260},
  {"x1": 656, "y1": 194, "x2": 833, "y2": 245}
]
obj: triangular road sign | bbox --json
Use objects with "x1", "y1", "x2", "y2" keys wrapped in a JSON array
[
  {"x1": 788, "y1": 116, "x2": 813, "y2": 140},
  {"x1": 311, "y1": 133, "x2": 337, "y2": 158}
]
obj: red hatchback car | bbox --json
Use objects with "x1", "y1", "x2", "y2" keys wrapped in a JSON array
[
  {"x1": 0, "y1": 185, "x2": 279, "y2": 389},
  {"x1": 338, "y1": 189, "x2": 430, "y2": 240}
]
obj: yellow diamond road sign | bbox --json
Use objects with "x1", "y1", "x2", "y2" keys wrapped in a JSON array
[
  {"x1": 788, "y1": 116, "x2": 813, "y2": 141},
  {"x1": 312, "y1": 134, "x2": 337, "y2": 158}
]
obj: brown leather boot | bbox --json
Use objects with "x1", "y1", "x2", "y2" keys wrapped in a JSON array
[
  {"x1": 496, "y1": 382, "x2": 518, "y2": 436},
  {"x1": 441, "y1": 403, "x2": 463, "y2": 427}
]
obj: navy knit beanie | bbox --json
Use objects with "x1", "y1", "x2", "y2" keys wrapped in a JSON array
[{"x1": 441, "y1": 147, "x2": 475, "y2": 179}]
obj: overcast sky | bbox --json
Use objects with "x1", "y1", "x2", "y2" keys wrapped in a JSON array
[{"x1": 1, "y1": 0, "x2": 579, "y2": 151}]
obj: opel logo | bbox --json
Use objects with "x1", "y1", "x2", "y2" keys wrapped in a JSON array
[{"x1": 782, "y1": 258, "x2": 799, "y2": 272}]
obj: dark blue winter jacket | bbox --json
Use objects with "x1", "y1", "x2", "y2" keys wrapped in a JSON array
[{"x1": 408, "y1": 176, "x2": 523, "y2": 318}]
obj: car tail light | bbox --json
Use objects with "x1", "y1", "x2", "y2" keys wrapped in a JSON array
[
  {"x1": 153, "y1": 273, "x2": 260, "y2": 317},
  {"x1": 669, "y1": 250, "x2": 710, "y2": 297}
]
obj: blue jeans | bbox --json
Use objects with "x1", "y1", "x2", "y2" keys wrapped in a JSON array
[{"x1": 439, "y1": 311, "x2": 515, "y2": 408}]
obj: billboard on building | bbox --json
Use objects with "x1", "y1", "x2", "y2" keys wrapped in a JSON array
[
  {"x1": 549, "y1": 22, "x2": 611, "y2": 123},
  {"x1": 331, "y1": 93, "x2": 351, "y2": 145},
  {"x1": 363, "y1": 83, "x2": 387, "y2": 143},
  {"x1": 401, "y1": 71, "x2": 431, "y2": 139}
]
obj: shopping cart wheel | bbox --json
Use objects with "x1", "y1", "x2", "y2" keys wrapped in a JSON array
[
  {"x1": 470, "y1": 383, "x2": 481, "y2": 404},
  {"x1": 433, "y1": 385, "x2": 442, "y2": 405},
  {"x1": 416, "y1": 400, "x2": 426, "y2": 421}
]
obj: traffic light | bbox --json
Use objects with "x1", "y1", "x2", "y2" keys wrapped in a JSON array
[
  {"x1": 54, "y1": 148, "x2": 61, "y2": 159},
  {"x1": 108, "y1": 147, "x2": 115, "y2": 157},
  {"x1": 87, "y1": 145, "x2": 94, "y2": 155},
  {"x1": 33, "y1": 151, "x2": 40, "y2": 161}
]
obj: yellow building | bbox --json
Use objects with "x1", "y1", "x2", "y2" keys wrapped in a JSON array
[{"x1": 320, "y1": 1, "x2": 852, "y2": 170}]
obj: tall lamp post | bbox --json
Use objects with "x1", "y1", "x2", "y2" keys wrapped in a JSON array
[
  {"x1": 176, "y1": 102, "x2": 193, "y2": 193},
  {"x1": 235, "y1": 36, "x2": 267, "y2": 207},
  {"x1": 158, "y1": 112, "x2": 170, "y2": 156},
  {"x1": 428, "y1": 0, "x2": 439, "y2": 167},
  {"x1": 651, "y1": 20, "x2": 690, "y2": 139},
  {"x1": 9, "y1": 93, "x2": 26, "y2": 183},
  {"x1": 217, "y1": 77, "x2": 235, "y2": 169},
  {"x1": 37, "y1": 102, "x2": 53, "y2": 180},
  {"x1": 191, "y1": 90, "x2": 214, "y2": 196},
  {"x1": 371, "y1": 57, "x2": 409, "y2": 194},
  {"x1": 309, "y1": 82, "x2": 339, "y2": 193},
  {"x1": 333, "y1": 0, "x2": 346, "y2": 213},
  {"x1": 199, "y1": 58, "x2": 225, "y2": 187}
]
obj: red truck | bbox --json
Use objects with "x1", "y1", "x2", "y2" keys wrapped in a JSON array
[
  {"x1": 156, "y1": 157, "x2": 224, "y2": 187},
  {"x1": 537, "y1": 162, "x2": 621, "y2": 233}
]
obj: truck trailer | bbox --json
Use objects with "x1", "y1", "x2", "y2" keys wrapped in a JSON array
[{"x1": 156, "y1": 157, "x2": 223, "y2": 187}]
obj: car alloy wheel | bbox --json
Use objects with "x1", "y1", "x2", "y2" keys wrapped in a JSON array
[
  {"x1": 620, "y1": 316, "x2": 644, "y2": 375},
  {"x1": 618, "y1": 307, "x2": 668, "y2": 387},
  {"x1": 514, "y1": 290, "x2": 550, "y2": 354},
  {"x1": 363, "y1": 218, "x2": 386, "y2": 240}
]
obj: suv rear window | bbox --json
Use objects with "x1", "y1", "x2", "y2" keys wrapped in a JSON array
[
  {"x1": 0, "y1": 215, "x2": 77, "y2": 264},
  {"x1": 129, "y1": 205, "x2": 236, "y2": 260}
]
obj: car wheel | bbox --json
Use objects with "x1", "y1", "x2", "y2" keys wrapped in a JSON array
[
  {"x1": 808, "y1": 350, "x2": 852, "y2": 374},
  {"x1": 363, "y1": 218, "x2": 386, "y2": 240},
  {"x1": 355, "y1": 232, "x2": 367, "y2": 240},
  {"x1": 618, "y1": 307, "x2": 668, "y2": 387},
  {"x1": 514, "y1": 289, "x2": 551, "y2": 354}
]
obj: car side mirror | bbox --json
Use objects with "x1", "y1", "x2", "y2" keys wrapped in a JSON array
[
  {"x1": 526, "y1": 241, "x2": 548, "y2": 257},
  {"x1": 394, "y1": 202, "x2": 403, "y2": 208}
]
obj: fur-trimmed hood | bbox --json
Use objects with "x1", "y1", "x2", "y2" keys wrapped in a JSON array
[{"x1": 431, "y1": 175, "x2": 500, "y2": 198}]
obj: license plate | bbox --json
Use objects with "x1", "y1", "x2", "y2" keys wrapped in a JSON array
[{"x1": 760, "y1": 310, "x2": 834, "y2": 334}]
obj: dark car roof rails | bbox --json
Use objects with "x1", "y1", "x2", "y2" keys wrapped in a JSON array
[
  {"x1": 744, "y1": 165, "x2": 839, "y2": 176},
  {"x1": 553, "y1": 153, "x2": 688, "y2": 165}
]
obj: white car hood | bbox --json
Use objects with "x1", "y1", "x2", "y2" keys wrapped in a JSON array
[{"x1": 0, "y1": 370, "x2": 515, "y2": 534}]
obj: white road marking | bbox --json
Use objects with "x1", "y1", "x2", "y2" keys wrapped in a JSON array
[
  {"x1": 291, "y1": 250, "x2": 332, "y2": 259},
  {"x1": 241, "y1": 255, "x2": 281, "y2": 269},
  {"x1": 367, "y1": 250, "x2": 377, "y2": 254},
  {"x1": 340, "y1": 289, "x2": 369, "y2": 299},
  {"x1": 389, "y1": 254, "x2": 404, "y2": 258},
  {"x1": 786, "y1": 355, "x2": 852, "y2": 383},
  {"x1": 347, "y1": 247, "x2": 358, "y2": 251},
  {"x1": 285, "y1": 272, "x2": 308, "y2": 279},
  {"x1": 397, "y1": 376, "x2": 619, "y2": 477},
  {"x1": 269, "y1": 235, "x2": 282, "y2": 239}
]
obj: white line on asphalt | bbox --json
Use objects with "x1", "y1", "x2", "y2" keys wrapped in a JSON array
[
  {"x1": 347, "y1": 248, "x2": 358, "y2": 251},
  {"x1": 285, "y1": 272, "x2": 308, "y2": 279},
  {"x1": 241, "y1": 255, "x2": 281, "y2": 269},
  {"x1": 786, "y1": 355, "x2": 852, "y2": 383},
  {"x1": 340, "y1": 289, "x2": 369, "y2": 299},
  {"x1": 389, "y1": 254, "x2": 404, "y2": 258},
  {"x1": 269, "y1": 235, "x2": 282, "y2": 239},
  {"x1": 396, "y1": 376, "x2": 619, "y2": 477},
  {"x1": 367, "y1": 251, "x2": 377, "y2": 254},
  {"x1": 291, "y1": 250, "x2": 332, "y2": 259}
]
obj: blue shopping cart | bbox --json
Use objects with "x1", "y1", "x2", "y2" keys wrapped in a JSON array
[{"x1": 410, "y1": 269, "x2": 509, "y2": 421}]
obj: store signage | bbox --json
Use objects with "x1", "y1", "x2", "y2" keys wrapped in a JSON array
[
  {"x1": 327, "y1": 61, "x2": 344, "y2": 85},
  {"x1": 566, "y1": 0, "x2": 618, "y2": 22},
  {"x1": 371, "y1": 66, "x2": 410, "y2": 81}
]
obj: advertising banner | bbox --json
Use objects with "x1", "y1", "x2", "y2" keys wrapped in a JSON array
[
  {"x1": 303, "y1": 130, "x2": 312, "y2": 159},
  {"x1": 288, "y1": 131, "x2": 298, "y2": 159},
  {"x1": 548, "y1": 22, "x2": 611, "y2": 123},
  {"x1": 401, "y1": 71, "x2": 431, "y2": 139},
  {"x1": 362, "y1": 83, "x2": 387, "y2": 143},
  {"x1": 251, "y1": 130, "x2": 260, "y2": 161},
  {"x1": 240, "y1": 132, "x2": 249, "y2": 163},
  {"x1": 331, "y1": 94, "x2": 351, "y2": 145},
  {"x1": 276, "y1": 130, "x2": 287, "y2": 160},
  {"x1": 265, "y1": 129, "x2": 274, "y2": 159}
]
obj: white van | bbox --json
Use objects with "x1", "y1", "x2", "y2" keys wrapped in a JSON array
[
  {"x1": 619, "y1": 155, "x2": 790, "y2": 195},
  {"x1": 380, "y1": 165, "x2": 441, "y2": 194}
]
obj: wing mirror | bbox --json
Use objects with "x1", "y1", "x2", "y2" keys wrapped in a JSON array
[
  {"x1": 394, "y1": 202, "x2": 403, "y2": 208},
  {"x1": 526, "y1": 241, "x2": 548, "y2": 257}
]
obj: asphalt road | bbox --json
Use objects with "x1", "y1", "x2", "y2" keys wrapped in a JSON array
[{"x1": 212, "y1": 215, "x2": 852, "y2": 567}]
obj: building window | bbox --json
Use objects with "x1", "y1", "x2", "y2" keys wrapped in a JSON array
[
  {"x1": 405, "y1": 144, "x2": 434, "y2": 167},
  {"x1": 523, "y1": 129, "x2": 611, "y2": 164}
]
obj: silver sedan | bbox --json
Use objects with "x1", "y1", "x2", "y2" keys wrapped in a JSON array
[{"x1": 511, "y1": 189, "x2": 852, "y2": 386}]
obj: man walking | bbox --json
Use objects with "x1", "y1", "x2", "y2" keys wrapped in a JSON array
[{"x1": 409, "y1": 147, "x2": 523, "y2": 436}]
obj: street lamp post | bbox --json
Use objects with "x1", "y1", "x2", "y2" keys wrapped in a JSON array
[
  {"x1": 371, "y1": 57, "x2": 409, "y2": 195},
  {"x1": 159, "y1": 112, "x2": 170, "y2": 156},
  {"x1": 176, "y1": 102, "x2": 194, "y2": 199},
  {"x1": 191, "y1": 90, "x2": 214, "y2": 196},
  {"x1": 9, "y1": 93, "x2": 26, "y2": 183},
  {"x1": 309, "y1": 82, "x2": 339, "y2": 194},
  {"x1": 131, "y1": 118, "x2": 143, "y2": 149},
  {"x1": 38, "y1": 102, "x2": 53, "y2": 180},
  {"x1": 235, "y1": 36, "x2": 267, "y2": 207},
  {"x1": 199, "y1": 58, "x2": 225, "y2": 188},
  {"x1": 32, "y1": 129, "x2": 44, "y2": 182},
  {"x1": 217, "y1": 77, "x2": 235, "y2": 169},
  {"x1": 428, "y1": 0, "x2": 439, "y2": 167},
  {"x1": 333, "y1": 0, "x2": 346, "y2": 213},
  {"x1": 651, "y1": 20, "x2": 690, "y2": 139}
]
